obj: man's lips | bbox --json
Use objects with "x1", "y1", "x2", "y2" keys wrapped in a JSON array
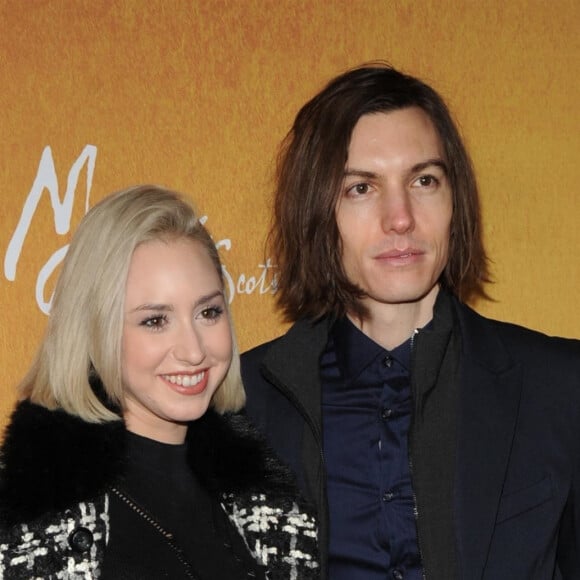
[{"x1": 375, "y1": 248, "x2": 425, "y2": 260}]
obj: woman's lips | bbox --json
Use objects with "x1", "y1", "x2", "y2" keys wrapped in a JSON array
[{"x1": 160, "y1": 370, "x2": 209, "y2": 395}]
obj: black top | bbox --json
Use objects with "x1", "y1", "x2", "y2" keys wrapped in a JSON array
[{"x1": 101, "y1": 431, "x2": 265, "y2": 580}]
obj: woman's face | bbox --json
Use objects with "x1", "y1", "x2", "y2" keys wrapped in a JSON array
[{"x1": 121, "y1": 237, "x2": 232, "y2": 444}]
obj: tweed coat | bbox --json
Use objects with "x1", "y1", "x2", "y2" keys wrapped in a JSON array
[{"x1": 0, "y1": 401, "x2": 319, "y2": 579}]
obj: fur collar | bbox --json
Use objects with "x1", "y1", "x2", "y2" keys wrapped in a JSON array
[{"x1": 0, "y1": 401, "x2": 300, "y2": 526}]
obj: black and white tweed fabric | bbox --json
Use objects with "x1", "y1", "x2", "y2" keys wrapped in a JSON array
[
  {"x1": 0, "y1": 499, "x2": 108, "y2": 579},
  {"x1": 224, "y1": 493, "x2": 318, "y2": 580}
]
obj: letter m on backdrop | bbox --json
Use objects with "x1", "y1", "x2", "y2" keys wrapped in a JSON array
[{"x1": 3, "y1": 145, "x2": 97, "y2": 312}]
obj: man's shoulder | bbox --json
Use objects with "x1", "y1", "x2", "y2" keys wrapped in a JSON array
[
  {"x1": 454, "y1": 299, "x2": 580, "y2": 363},
  {"x1": 241, "y1": 337, "x2": 280, "y2": 393},
  {"x1": 242, "y1": 317, "x2": 333, "y2": 365},
  {"x1": 241, "y1": 334, "x2": 287, "y2": 385},
  {"x1": 241, "y1": 317, "x2": 333, "y2": 401},
  {"x1": 242, "y1": 335, "x2": 282, "y2": 364}
]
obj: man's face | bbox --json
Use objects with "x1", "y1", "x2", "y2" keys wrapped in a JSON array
[{"x1": 336, "y1": 107, "x2": 453, "y2": 313}]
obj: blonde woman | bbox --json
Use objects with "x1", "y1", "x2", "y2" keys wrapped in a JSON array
[{"x1": 0, "y1": 185, "x2": 318, "y2": 579}]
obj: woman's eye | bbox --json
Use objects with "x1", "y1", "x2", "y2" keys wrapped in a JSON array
[
  {"x1": 200, "y1": 306, "x2": 224, "y2": 321},
  {"x1": 140, "y1": 315, "x2": 167, "y2": 329}
]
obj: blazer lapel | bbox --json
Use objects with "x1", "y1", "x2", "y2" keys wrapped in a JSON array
[{"x1": 454, "y1": 303, "x2": 523, "y2": 579}]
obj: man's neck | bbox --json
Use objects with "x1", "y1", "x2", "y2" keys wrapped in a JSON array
[{"x1": 347, "y1": 286, "x2": 440, "y2": 351}]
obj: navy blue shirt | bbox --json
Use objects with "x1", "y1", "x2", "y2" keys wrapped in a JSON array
[{"x1": 321, "y1": 316, "x2": 423, "y2": 580}]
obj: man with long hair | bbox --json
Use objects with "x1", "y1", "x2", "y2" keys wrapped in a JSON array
[{"x1": 241, "y1": 64, "x2": 580, "y2": 579}]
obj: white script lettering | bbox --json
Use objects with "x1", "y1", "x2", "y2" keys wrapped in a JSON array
[{"x1": 3, "y1": 145, "x2": 97, "y2": 313}]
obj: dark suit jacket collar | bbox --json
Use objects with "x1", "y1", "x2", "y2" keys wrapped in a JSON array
[
  {"x1": 451, "y1": 297, "x2": 523, "y2": 578},
  {"x1": 261, "y1": 316, "x2": 332, "y2": 439},
  {"x1": 409, "y1": 289, "x2": 459, "y2": 578},
  {"x1": 261, "y1": 291, "x2": 454, "y2": 429},
  {"x1": 453, "y1": 297, "x2": 514, "y2": 373}
]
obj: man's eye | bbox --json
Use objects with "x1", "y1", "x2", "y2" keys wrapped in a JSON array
[
  {"x1": 347, "y1": 183, "x2": 370, "y2": 195},
  {"x1": 416, "y1": 175, "x2": 438, "y2": 187}
]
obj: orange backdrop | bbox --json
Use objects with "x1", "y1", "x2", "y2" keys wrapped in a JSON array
[{"x1": 1, "y1": 0, "x2": 579, "y2": 429}]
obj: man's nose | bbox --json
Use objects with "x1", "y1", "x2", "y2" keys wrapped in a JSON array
[{"x1": 380, "y1": 187, "x2": 415, "y2": 235}]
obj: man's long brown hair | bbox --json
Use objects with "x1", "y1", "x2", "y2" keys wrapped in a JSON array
[{"x1": 269, "y1": 63, "x2": 491, "y2": 322}]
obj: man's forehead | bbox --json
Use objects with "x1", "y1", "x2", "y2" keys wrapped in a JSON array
[
  {"x1": 351, "y1": 107, "x2": 440, "y2": 137},
  {"x1": 346, "y1": 108, "x2": 447, "y2": 167}
]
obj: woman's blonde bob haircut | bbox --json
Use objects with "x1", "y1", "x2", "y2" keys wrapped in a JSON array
[{"x1": 20, "y1": 185, "x2": 245, "y2": 423}]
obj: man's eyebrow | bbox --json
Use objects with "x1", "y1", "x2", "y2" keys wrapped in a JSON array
[
  {"x1": 411, "y1": 158, "x2": 448, "y2": 174},
  {"x1": 343, "y1": 169, "x2": 379, "y2": 179},
  {"x1": 344, "y1": 159, "x2": 448, "y2": 179}
]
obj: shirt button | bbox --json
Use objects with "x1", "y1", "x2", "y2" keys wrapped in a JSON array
[
  {"x1": 381, "y1": 407, "x2": 393, "y2": 420},
  {"x1": 383, "y1": 355, "x2": 393, "y2": 368},
  {"x1": 392, "y1": 569, "x2": 404, "y2": 580},
  {"x1": 382, "y1": 490, "x2": 395, "y2": 502}
]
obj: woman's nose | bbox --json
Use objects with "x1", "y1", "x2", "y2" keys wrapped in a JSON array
[{"x1": 173, "y1": 324, "x2": 205, "y2": 365}]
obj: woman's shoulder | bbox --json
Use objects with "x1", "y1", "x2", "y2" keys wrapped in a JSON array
[{"x1": 0, "y1": 400, "x2": 126, "y2": 526}]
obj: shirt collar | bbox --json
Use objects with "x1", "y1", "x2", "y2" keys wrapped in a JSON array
[{"x1": 331, "y1": 316, "x2": 419, "y2": 382}]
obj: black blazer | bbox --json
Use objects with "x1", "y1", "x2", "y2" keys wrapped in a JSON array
[{"x1": 241, "y1": 293, "x2": 580, "y2": 579}]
